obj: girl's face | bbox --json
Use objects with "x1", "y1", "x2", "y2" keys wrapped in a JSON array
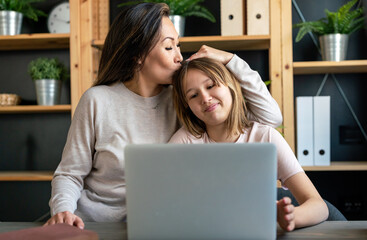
[
  {"x1": 184, "y1": 68, "x2": 233, "y2": 128},
  {"x1": 139, "y1": 17, "x2": 183, "y2": 85}
]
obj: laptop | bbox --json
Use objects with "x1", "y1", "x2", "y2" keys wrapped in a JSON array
[{"x1": 125, "y1": 143, "x2": 277, "y2": 240}]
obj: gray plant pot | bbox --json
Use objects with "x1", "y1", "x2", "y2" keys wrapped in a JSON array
[
  {"x1": 35, "y1": 79, "x2": 62, "y2": 105},
  {"x1": 169, "y1": 15, "x2": 185, "y2": 37},
  {"x1": 319, "y1": 34, "x2": 349, "y2": 61},
  {"x1": 0, "y1": 10, "x2": 23, "y2": 35}
]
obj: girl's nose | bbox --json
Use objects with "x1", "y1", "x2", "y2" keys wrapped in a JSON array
[{"x1": 201, "y1": 91, "x2": 212, "y2": 104}]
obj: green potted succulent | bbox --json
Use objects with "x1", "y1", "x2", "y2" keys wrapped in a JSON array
[
  {"x1": 293, "y1": 0, "x2": 365, "y2": 61},
  {"x1": 0, "y1": 0, "x2": 47, "y2": 35},
  {"x1": 118, "y1": 0, "x2": 216, "y2": 36},
  {"x1": 28, "y1": 57, "x2": 68, "y2": 105}
]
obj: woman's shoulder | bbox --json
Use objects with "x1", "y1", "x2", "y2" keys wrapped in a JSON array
[
  {"x1": 78, "y1": 83, "x2": 129, "y2": 108},
  {"x1": 82, "y1": 83, "x2": 121, "y2": 98}
]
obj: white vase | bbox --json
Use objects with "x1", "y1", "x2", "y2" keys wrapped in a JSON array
[
  {"x1": 169, "y1": 15, "x2": 185, "y2": 37},
  {"x1": 0, "y1": 11, "x2": 23, "y2": 35},
  {"x1": 319, "y1": 34, "x2": 349, "y2": 61},
  {"x1": 35, "y1": 79, "x2": 62, "y2": 105}
]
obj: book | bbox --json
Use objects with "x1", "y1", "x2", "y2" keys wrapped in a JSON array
[
  {"x1": 0, "y1": 223, "x2": 98, "y2": 240},
  {"x1": 220, "y1": 0, "x2": 245, "y2": 36},
  {"x1": 313, "y1": 96, "x2": 331, "y2": 166},
  {"x1": 246, "y1": 0, "x2": 270, "y2": 35},
  {"x1": 296, "y1": 96, "x2": 314, "y2": 166}
]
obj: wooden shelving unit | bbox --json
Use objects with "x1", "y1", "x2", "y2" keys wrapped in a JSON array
[
  {"x1": 0, "y1": 33, "x2": 69, "y2": 50},
  {"x1": 0, "y1": 171, "x2": 53, "y2": 181},
  {"x1": 280, "y1": 0, "x2": 367, "y2": 172},
  {"x1": 293, "y1": 60, "x2": 367, "y2": 75},
  {"x1": 92, "y1": 35, "x2": 271, "y2": 52},
  {"x1": 0, "y1": 105, "x2": 71, "y2": 114},
  {"x1": 303, "y1": 162, "x2": 367, "y2": 171},
  {"x1": 0, "y1": 6, "x2": 77, "y2": 181}
]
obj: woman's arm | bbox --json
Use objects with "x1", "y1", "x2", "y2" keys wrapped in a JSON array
[
  {"x1": 188, "y1": 45, "x2": 282, "y2": 128},
  {"x1": 45, "y1": 90, "x2": 97, "y2": 227}
]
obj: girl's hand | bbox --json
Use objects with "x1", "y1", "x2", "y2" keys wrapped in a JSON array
[
  {"x1": 43, "y1": 211, "x2": 85, "y2": 229},
  {"x1": 277, "y1": 197, "x2": 296, "y2": 232},
  {"x1": 187, "y1": 45, "x2": 234, "y2": 65}
]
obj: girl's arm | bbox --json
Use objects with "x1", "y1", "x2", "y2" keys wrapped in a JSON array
[
  {"x1": 188, "y1": 45, "x2": 282, "y2": 128},
  {"x1": 280, "y1": 172, "x2": 329, "y2": 231},
  {"x1": 267, "y1": 126, "x2": 328, "y2": 231}
]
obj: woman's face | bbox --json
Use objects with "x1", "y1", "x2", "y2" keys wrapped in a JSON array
[
  {"x1": 139, "y1": 17, "x2": 183, "y2": 85},
  {"x1": 184, "y1": 68, "x2": 233, "y2": 128}
]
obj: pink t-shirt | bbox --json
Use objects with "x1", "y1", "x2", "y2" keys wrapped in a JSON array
[{"x1": 169, "y1": 122, "x2": 304, "y2": 185}]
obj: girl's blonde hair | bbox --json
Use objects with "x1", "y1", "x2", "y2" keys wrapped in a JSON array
[{"x1": 172, "y1": 57, "x2": 250, "y2": 138}]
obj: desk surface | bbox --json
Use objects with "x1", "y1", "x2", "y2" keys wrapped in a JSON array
[{"x1": 0, "y1": 221, "x2": 366, "y2": 239}]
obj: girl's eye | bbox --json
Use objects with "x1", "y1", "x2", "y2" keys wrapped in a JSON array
[
  {"x1": 177, "y1": 43, "x2": 181, "y2": 48},
  {"x1": 189, "y1": 93, "x2": 198, "y2": 99},
  {"x1": 165, "y1": 47, "x2": 173, "y2": 50},
  {"x1": 207, "y1": 85, "x2": 214, "y2": 89}
]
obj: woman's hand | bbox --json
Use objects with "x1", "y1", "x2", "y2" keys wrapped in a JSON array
[
  {"x1": 277, "y1": 197, "x2": 296, "y2": 232},
  {"x1": 187, "y1": 45, "x2": 234, "y2": 65},
  {"x1": 43, "y1": 211, "x2": 85, "y2": 229}
]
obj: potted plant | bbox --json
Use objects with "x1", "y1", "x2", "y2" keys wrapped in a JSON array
[
  {"x1": 293, "y1": 0, "x2": 365, "y2": 61},
  {"x1": 28, "y1": 57, "x2": 68, "y2": 106},
  {"x1": 0, "y1": 0, "x2": 47, "y2": 35},
  {"x1": 118, "y1": 0, "x2": 216, "y2": 36}
]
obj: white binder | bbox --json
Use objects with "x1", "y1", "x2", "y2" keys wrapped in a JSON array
[
  {"x1": 296, "y1": 97, "x2": 314, "y2": 166},
  {"x1": 220, "y1": 0, "x2": 245, "y2": 36},
  {"x1": 313, "y1": 96, "x2": 330, "y2": 166},
  {"x1": 246, "y1": 0, "x2": 269, "y2": 35}
]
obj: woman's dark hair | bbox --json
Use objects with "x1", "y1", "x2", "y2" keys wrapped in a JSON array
[{"x1": 94, "y1": 3, "x2": 170, "y2": 86}]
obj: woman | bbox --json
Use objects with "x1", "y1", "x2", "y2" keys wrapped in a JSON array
[
  {"x1": 169, "y1": 57, "x2": 328, "y2": 231},
  {"x1": 45, "y1": 3, "x2": 282, "y2": 229}
]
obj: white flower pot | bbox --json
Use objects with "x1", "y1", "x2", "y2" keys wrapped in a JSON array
[
  {"x1": 319, "y1": 34, "x2": 349, "y2": 61},
  {"x1": 169, "y1": 15, "x2": 185, "y2": 37},
  {"x1": 0, "y1": 11, "x2": 23, "y2": 35},
  {"x1": 35, "y1": 79, "x2": 62, "y2": 105}
]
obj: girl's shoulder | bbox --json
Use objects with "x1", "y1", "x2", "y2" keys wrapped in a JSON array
[
  {"x1": 242, "y1": 121, "x2": 280, "y2": 142},
  {"x1": 169, "y1": 127, "x2": 208, "y2": 144}
]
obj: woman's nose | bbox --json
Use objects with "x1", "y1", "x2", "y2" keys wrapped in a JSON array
[{"x1": 174, "y1": 49, "x2": 183, "y2": 63}]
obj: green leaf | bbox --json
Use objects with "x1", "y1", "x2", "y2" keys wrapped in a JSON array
[
  {"x1": 0, "y1": 0, "x2": 47, "y2": 21},
  {"x1": 28, "y1": 58, "x2": 69, "y2": 81},
  {"x1": 293, "y1": 0, "x2": 365, "y2": 42},
  {"x1": 117, "y1": 0, "x2": 215, "y2": 22}
]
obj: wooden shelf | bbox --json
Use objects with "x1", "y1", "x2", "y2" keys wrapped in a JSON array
[
  {"x1": 0, "y1": 33, "x2": 69, "y2": 50},
  {"x1": 0, "y1": 171, "x2": 53, "y2": 181},
  {"x1": 0, "y1": 105, "x2": 71, "y2": 114},
  {"x1": 293, "y1": 60, "x2": 367, "y2": 75},
  {"x1": 92, "y1": 35, "x2": 271, "y2": 52},
  {"x1": 303, "y1": 162, "x2": 367, "y2": 171}
]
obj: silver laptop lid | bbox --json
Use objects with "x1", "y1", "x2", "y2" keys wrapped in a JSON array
[{"x1": 125, "y1": 143, "x2": 277, "y2": 240}]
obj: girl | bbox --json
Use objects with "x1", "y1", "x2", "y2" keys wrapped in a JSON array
[
  {"x1": 45, "y1": 3, "x2": 282, "y2": 228},
  {"x1": 169, "y1": 57, "x2": 329, "y2": 231}
]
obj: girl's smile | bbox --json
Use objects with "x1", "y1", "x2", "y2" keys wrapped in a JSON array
[{"x1": 204, "y1": 103, "x2": 219, "y2": 112}]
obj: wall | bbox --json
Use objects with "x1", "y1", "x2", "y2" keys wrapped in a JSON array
[
  {"x1": 0, "y1": 0, "x2": 71, "y2": 221},
  {"x1": 292, "y1": 0, "x2": 367, "y2": 219}
]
